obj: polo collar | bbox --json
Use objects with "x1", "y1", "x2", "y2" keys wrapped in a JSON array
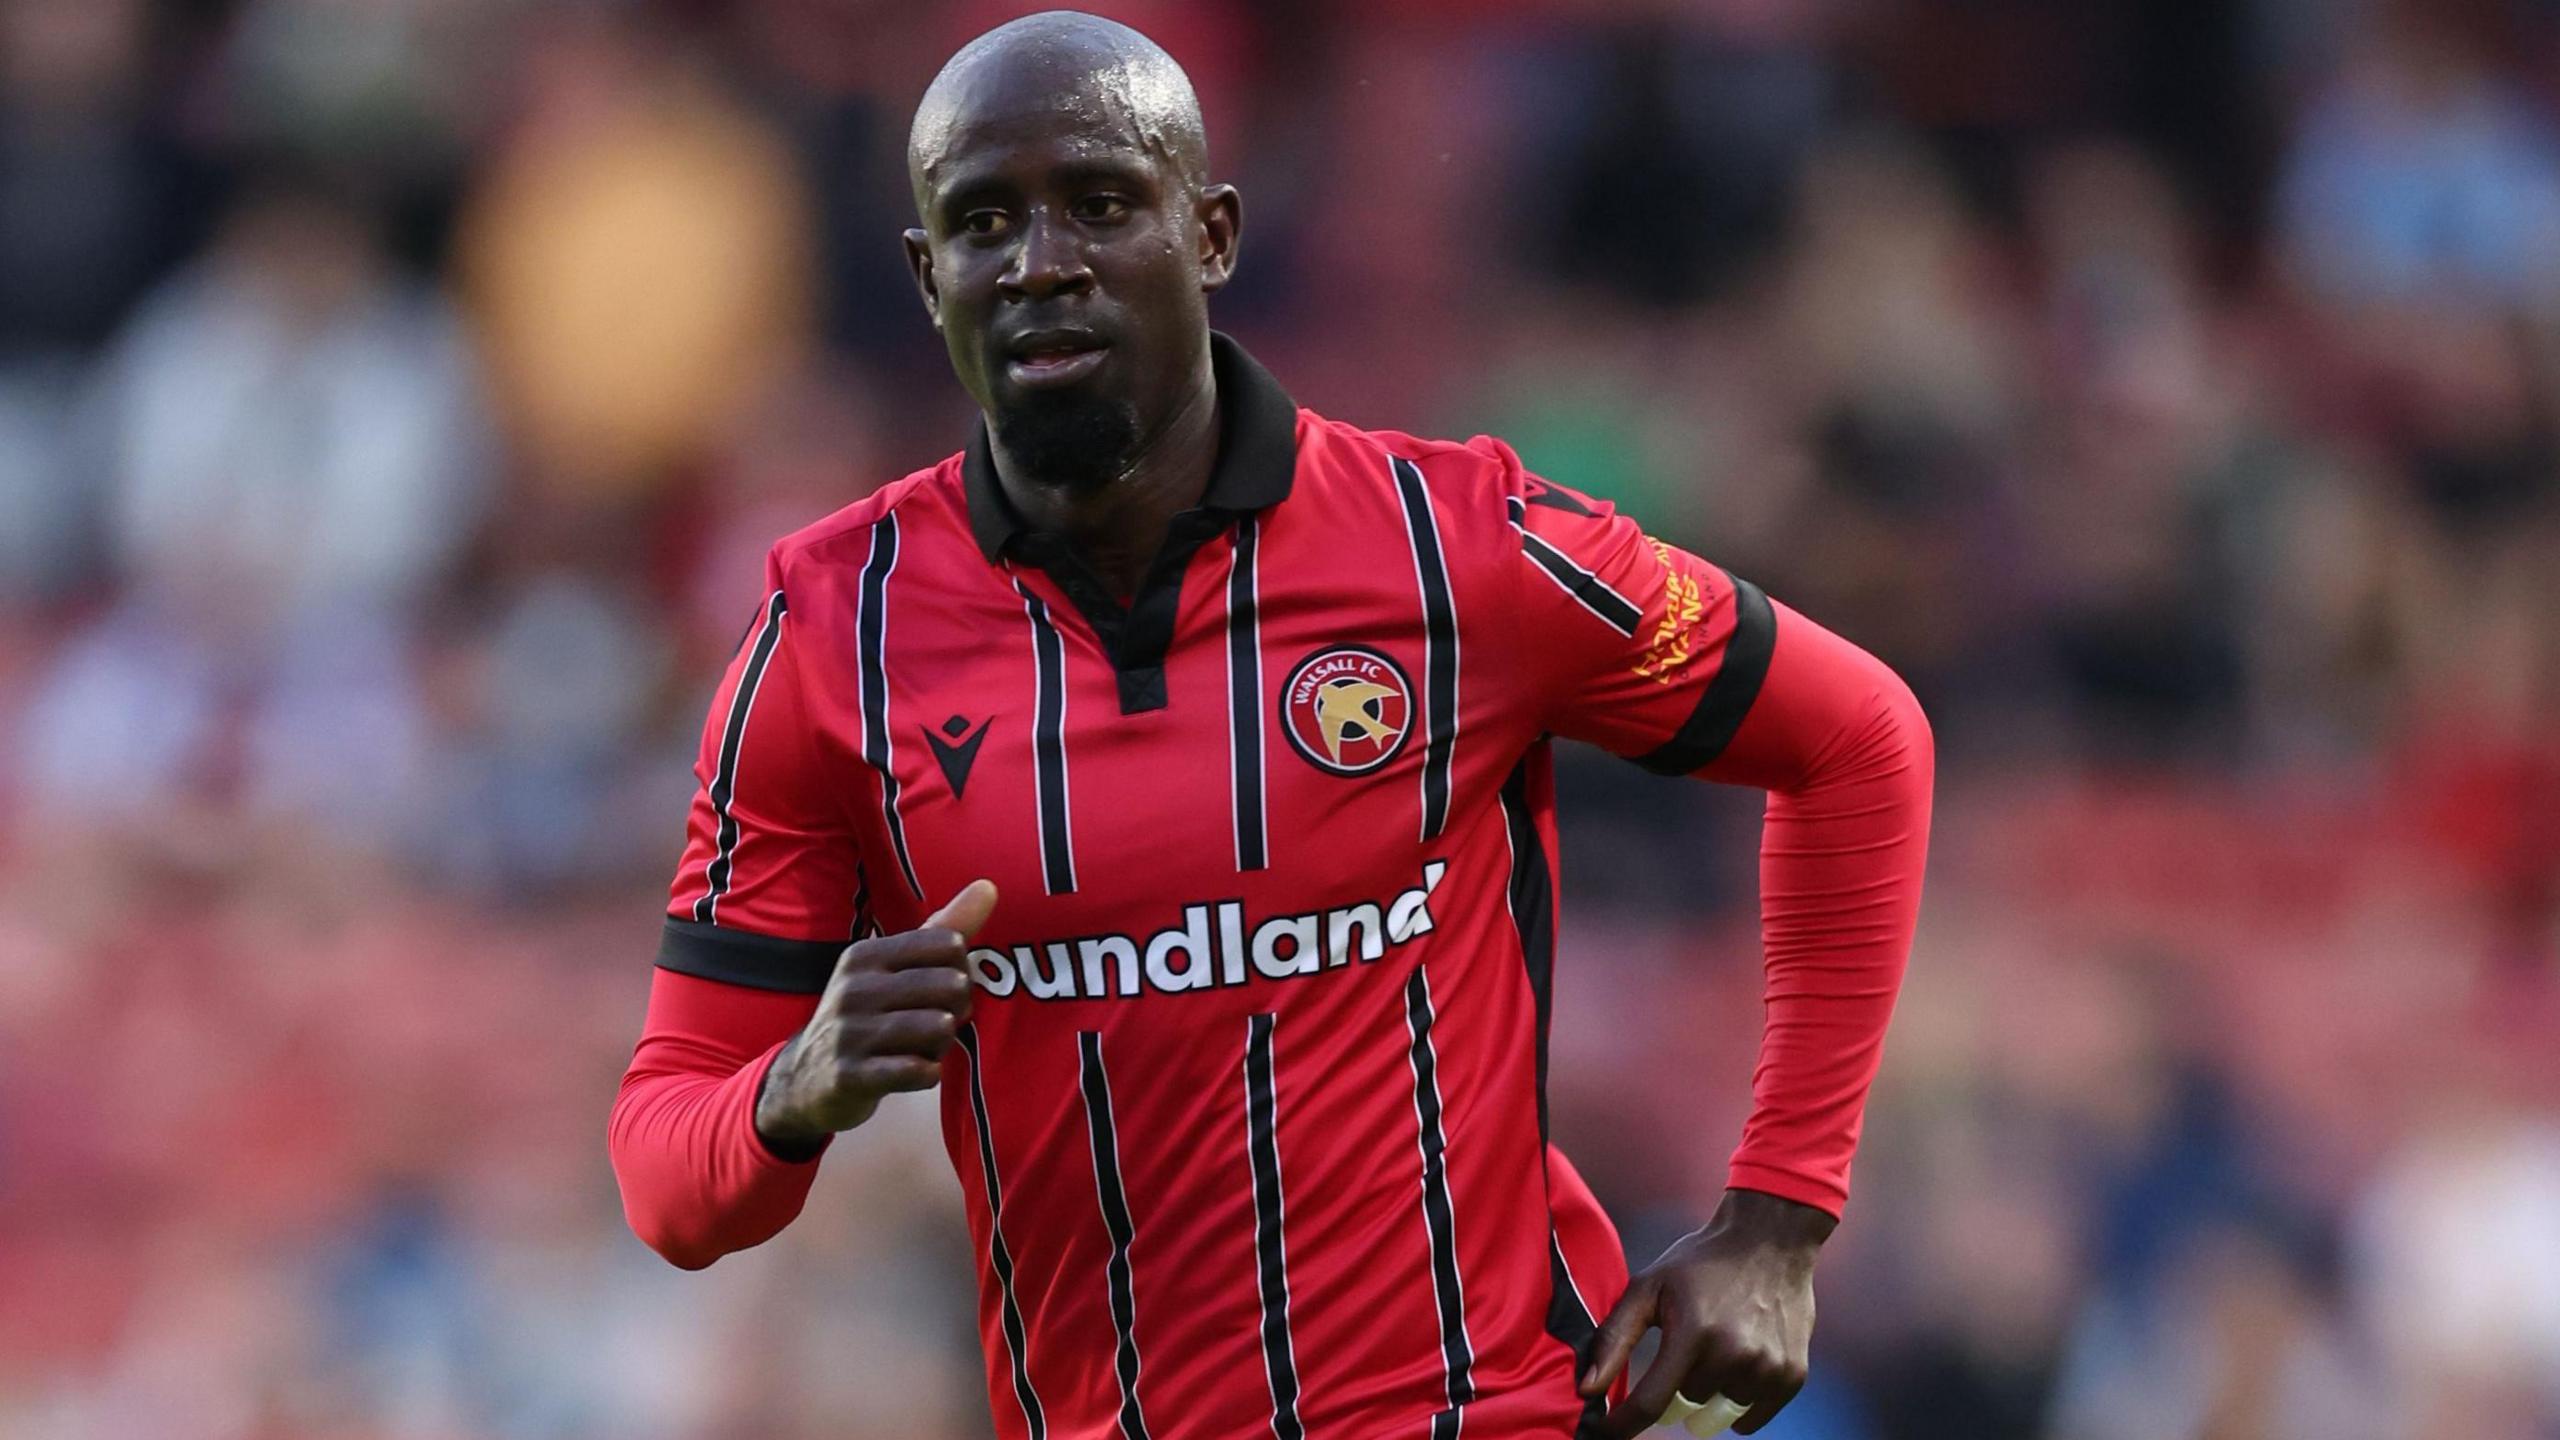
[{"x1": 963, "y1": 331, "x2": 1298, "y2": 562}]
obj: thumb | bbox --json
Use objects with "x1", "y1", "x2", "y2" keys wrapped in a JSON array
[
  {"x1": 924, "y1": 879, "x2": 999, "y2": 939},
  {"x1": 1580, "y1": 1276, "x2": 1657, "y2": 1396}
]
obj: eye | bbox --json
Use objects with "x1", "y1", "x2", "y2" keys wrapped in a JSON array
[
  {"x1": 960, "y1": 209, "x2": 1011, "y2": 238},
  {"x1": 1071, "y1": 194, "x2": 1132, "y2": 224}
]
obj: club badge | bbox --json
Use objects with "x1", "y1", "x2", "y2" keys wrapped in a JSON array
[{"x1": 1280, "y1": 646, "x2": 1414, "y2": 776}]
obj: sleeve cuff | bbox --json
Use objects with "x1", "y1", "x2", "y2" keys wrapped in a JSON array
[
  {"x1": 1724, "y1": 1160, "x2": 1846, "y2": 1220},
  {"x1": 658, "y1": 917, "x2": 846, "y2": 993}
]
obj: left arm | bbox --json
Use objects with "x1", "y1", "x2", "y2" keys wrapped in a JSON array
[
  {"x1": 1454, "y1": 440, "x2": 1932, "y2": 1435},
  {"x1": 1581, "y1": 603, "x2": 1933, "y2": 1435}
]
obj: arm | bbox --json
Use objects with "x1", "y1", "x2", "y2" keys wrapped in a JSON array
[
  {"x1": 609, "y1": 969, "x2": 827, "y2": 1270},
  {"x1": 613, "y1": 548, "x2": 984, "y2": 1269},
  {"x1": 1705, "y1": 596, "x2": 1934, "y2": 1217},
  {"x1": 609, "y1": 882, "x2": 999, "y2": 1270},
  {"x1": 1469, "y1": 445, "x2": 1931, "y2": 1434},
  {"x1": 1587, "y1": 605, "x2": 1932, "y2": 1435}
]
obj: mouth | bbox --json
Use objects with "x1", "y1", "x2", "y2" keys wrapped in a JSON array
[{"x1": 1003, "y1": 329, "x2": 1111, "y2": 389}]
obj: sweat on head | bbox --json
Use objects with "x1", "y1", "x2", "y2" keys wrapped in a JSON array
[
  {"x1": 899, "y1": 11, "x2": 1238, "y2": 499},
  {"x1": 906, "y1": 11, "x2": 1210, "y2": 210}
]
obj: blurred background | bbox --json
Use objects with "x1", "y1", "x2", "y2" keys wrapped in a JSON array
[{"x1": 1, "y1": 0, "x2": 2556, "y2": 1435}]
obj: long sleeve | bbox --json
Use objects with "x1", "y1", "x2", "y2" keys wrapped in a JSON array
[
  {"x1": 608, "y1": 967, "x2": 828, "y2": 1269},
  {"x1": 1698, "y1": 600, "x2": 1933, "y2": 1216},
  {"x1": 615, "y1": 548, "x2": 869, "y2": 1268},
  {"x1": 1473, "y1": 438, "x2": 1933, "y2": 1218}
]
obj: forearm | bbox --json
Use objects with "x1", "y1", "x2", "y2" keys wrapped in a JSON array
[
  {"x1": 1703, "y1": 601, "x2": 1934, "y2": 1217},
  {"x1": 607, "y1": 968, "x2": 828, "y2": 1269}
]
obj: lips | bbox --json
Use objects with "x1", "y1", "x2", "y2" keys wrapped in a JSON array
[{"x1": 1003, "y1": 328, "x2": 1111, "y2": 389}]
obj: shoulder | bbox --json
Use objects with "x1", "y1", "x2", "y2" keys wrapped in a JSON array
[
  {"x1": 1319, "y1": 411, "x2": 1639, "y2": 529},
  {"x1": 764, "y1": 456, "x2": 968, "y2": 592},
  {"x1": 1297, "y1": 411, "x2": 1540, "y2": 509}
]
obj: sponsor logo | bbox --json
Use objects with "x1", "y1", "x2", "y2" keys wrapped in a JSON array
[
  {"x1": 967, "y1": 861, "x2": 1447, "y2": 1001},
  {"x1": 923, "y1": 713, "x2": 991, "y2": 798},
  {"x1": 1632, "y1": 539, "x2": 1703, "y2": 684},
  {"x1": 1280, "y1": 645, "x2": 1413, "y2": 776}
]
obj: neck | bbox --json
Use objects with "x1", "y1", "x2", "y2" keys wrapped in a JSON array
[{"x1": 994, "y1": 353, "x2": 1221, "y2": 598}]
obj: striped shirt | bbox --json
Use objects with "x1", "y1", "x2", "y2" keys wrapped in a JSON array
[{"x1": 646, "y1": 335, "x2": 1838, "y2": 1440}]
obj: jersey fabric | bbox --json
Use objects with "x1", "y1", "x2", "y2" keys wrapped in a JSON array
[{"x1": 612, "y1": 335, "x2": 1934, "y2": 1440}]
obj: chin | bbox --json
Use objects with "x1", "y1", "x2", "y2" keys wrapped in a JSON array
[{"x1": 991, "y1": 390, "x2": 1144, "y2": 493}]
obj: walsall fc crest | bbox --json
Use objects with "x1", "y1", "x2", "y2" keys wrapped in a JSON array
[{"x1": 1280, "y1": 645, "x2": 1414, "y2": 776}]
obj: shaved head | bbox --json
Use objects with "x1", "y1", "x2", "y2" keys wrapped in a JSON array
[
  {"x1": 901, "y1": 11, "x2": 1240, "y2": 501},
  {"x1": 908, "y1": 11, "x2": 1208, "y2": 217}
]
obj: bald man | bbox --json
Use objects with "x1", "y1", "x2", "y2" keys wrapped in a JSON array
[{"x1": 610, "y1": 14, "x2": 1932, "y2": 1440}]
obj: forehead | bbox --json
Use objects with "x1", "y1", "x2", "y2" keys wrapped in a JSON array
[{"x1": 912, "y1": 57, "x2": 1182, "y2": 197}]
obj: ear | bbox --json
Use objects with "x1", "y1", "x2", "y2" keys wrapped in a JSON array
[
  {"x1": 1196, "y1": 183, "x2": 1243, "y2": 295},
  {"x1": 903, "y1": 228, "x2": 942, "y2": 328}
]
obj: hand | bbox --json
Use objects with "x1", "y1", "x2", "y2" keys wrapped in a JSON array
[
  {"x1": 754, "y1": 880, "x2": 998, "y2": 1154},
  {"x1": 1581, "y1": 1189, "x2": 1834, "y2": 1437}
]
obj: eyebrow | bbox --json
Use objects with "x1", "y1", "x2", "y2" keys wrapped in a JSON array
[{"x1": 934, "y1": 151, "x2": 1161, "y2": 214}]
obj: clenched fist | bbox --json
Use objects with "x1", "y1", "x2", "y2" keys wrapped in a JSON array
[{"x1": 754, "y1": 880, "x2": 998, "y2": 1155}]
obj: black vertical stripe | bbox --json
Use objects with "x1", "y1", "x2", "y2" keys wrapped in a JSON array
[
  {"x1": 1226, "y1": 516, "x2": 1268, "y2": 872},
  {"x1": 1079, "y1": 1033, "x2": 1152, "y2": 1440},
  {"x1": 1547, "y1": 1234, "x2": 1608, "y2": 1440},
  {"x1": 1505, "y1": 754, "x2": 1604, "y2": 1437},
  {"x1": 1633, "y1": 570, "x2": 1777, "y2": 776},
  {"x1": 1500, "y1": 759, "x2": 1558, "y2": 1143},
  {"x1": 1016, "y1": 580, "x2": 1078, "y2": 894},
  {"x1": 1244, "y1": 1013, "x2": 1305, "y2": 1440},
  {"x1": 858, "y1": 517, "x2": 924, "y2": 898},
  {"x1": 850, "y1": 862, "x2": 874, "y2": 941},
  {"x1": 1403, "y1": 966, "x2": 1477, "y2": 1422},
  {"x1": 959, "y1": 1023, "x2": 1046, "y2": 1439},
  {"x1": 1391, "y1": 456, "x2": 1460, "y2": 840},
  {"x1": 694, "y1": 589, "x2": 788, "y2": 923}
]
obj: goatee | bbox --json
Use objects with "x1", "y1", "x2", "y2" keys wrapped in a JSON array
[{"x1": 992, "y1": 393, "x2": 1144, "y2": 493}]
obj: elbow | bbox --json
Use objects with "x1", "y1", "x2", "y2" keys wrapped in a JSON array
[
  {"x1": 1873, "y1": 657, "x2": 1934, "y2": 785},
  {"x1": 626, "y1": 1205, "x2": 728, "y2": 1272},
  {"x1": 606, "y1": 1096, "x2": 732, "y2": 1271}
]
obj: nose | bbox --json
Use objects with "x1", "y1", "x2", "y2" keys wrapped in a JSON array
[{"x1": 999, "y1": 207, "x2": 1094, "y2": 301}]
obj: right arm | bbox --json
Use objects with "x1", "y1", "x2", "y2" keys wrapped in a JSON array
[
  {"x1": 608, "y1": 554, "x2": 986, "y2": 1269},
  {"x1": 609, "y1": 969, "x2": 825, "y2": 1270},
  {"x1": 609, "y1": 883, "x2": 996, "y2": 1269}
]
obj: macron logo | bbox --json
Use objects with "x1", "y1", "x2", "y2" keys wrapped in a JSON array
[
  {"x1": 923, "y1": 713, "x2": 991, "y2": 799},
  {"x1": 968, "y1": 861, "x2": 1448, "y2": 1001}
]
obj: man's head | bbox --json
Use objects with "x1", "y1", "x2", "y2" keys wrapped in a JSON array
[{"x1": 904, "y1": 12, "x2": 1240, "y2": 491}]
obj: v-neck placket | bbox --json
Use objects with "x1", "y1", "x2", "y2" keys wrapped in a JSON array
[
  {"x1": 964, "y1": 332, "x2": 1301, "y2": 718},
  {"x1": 1007, "y1": 507, "x2": 1235, "y2": 714}
]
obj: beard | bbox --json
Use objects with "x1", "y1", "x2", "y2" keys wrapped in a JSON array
[{"x1": 991, "y1": 390, "x2": 1144, "y2": 494}]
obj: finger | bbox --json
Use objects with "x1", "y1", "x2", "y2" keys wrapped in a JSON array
[
  {"x1": 1730, "y1": 1372, "x2": 1804, "y2": 1435},
  {"x1": 1604, "y1": 1322, "x2": 1700, "y2": 1439},
  {"x1": 840, "y1": 965, "x2": 977, "y2": 1015},
  {"x1": 923, "y1": 879, "x2": 998, "y2": 939},
  {"x1": 855, "y1": 927, "x2": 976, "y2": 973},
  {"x1": 1580, "y1": 1279, "x2": 1656, "y2": 1397},
  {"x1": 1686, "y1": 1340, "x2": 1799, "y2": 1436},
  {"x1": 845, "y1": 1054, "x2": 943, "y2": 1094},
  {"x1": 858, "y1": 1008, "x2": 963, "y2": 1058}
]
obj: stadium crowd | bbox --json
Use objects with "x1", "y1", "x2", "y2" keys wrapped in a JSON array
[{"x1": 1, "y1": 0, "x2": 2556, "y2": 1436}]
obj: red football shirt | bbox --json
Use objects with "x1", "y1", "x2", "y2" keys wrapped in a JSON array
[{"x1": 619, "y1": 335, "x2": 1931, "y2": 1440}]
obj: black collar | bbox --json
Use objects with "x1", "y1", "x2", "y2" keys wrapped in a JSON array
[{"x1": 962, "y1": 331, "x2": 1298, "y2": 563}]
